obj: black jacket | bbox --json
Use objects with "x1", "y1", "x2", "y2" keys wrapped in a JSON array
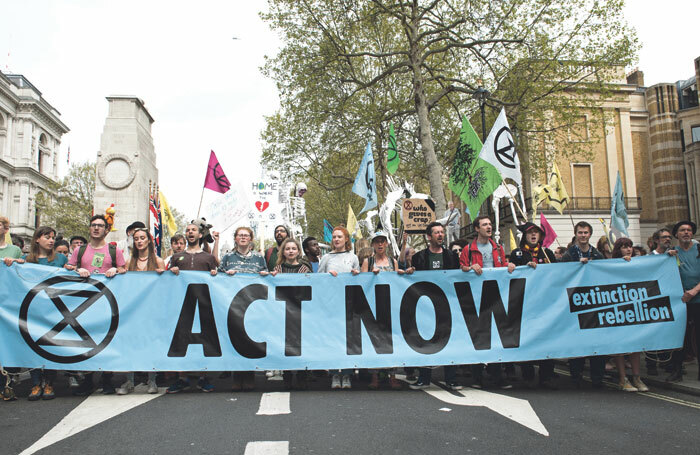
[
  {"x1": 560, "y1": 244, "x2": 604, "y2": 262},
  {"x1": 412, "y1": 247, "x2": 460, "y2": 271},
  {"x1": 510, "y1": 245, "x2": 556, "y2": 266}
]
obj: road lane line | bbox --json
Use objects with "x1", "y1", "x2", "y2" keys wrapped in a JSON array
[
  {"x1": 639, "y1": 391, "x2": 700, "y2": 410},
  {"x1": 256, "y1": 392, "x2": 291, "y2": 415},
  {"x1": 19, "y1": 388, "x2": 166, "y2": 455},
  {"x1": 244, "y1": 441, "x2": 289, "y2": 454},
  {"x1": 396, "y1": 375, "x2": 548, "y2": 436}
]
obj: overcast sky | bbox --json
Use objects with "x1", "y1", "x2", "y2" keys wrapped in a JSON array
[{"x1": 0, "y1": 0, "x2": 697, "y2": 223}]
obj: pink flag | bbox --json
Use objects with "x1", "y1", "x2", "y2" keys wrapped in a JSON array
[
  {"x1": 203, "y1": 150, "x2": 231, "y2": 194},
  {"x1": 540, "y1": 213, "x2": 557, "y2": 248}
]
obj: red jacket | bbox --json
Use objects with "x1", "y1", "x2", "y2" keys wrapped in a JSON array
[{"x1": 460, "y1": 238, "x2": 507, "y2": 268}]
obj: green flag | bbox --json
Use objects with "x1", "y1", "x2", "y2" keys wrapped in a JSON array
[
  {"x1": 448, "y1": 116, "x2": 502, "y2": 221},
  {"x1": 387, "y1": 123, "x2": 399, "y2": 175}
]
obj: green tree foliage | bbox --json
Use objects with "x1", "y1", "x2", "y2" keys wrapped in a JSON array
[
  {"x1": 36, "y1": 161, "x2": 95, "y2": 238},
  {"x1": 261, "y1": 0, "x2": 638, "y2": 225}
]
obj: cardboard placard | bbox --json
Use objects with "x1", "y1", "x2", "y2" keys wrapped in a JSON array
[{"x1": 402, "y1": 198, "x2": 436, "y2": 234}]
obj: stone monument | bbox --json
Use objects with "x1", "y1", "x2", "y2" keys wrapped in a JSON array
[{"x1": 93, "y1": 96, "x2": 158, "y2": 244}]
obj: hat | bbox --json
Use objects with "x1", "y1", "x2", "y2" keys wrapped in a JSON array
[
  {"x1": 126, "y1": 221, "x2": 146, "y2": 234},
  {"x1": 672, "y1": 220, "x2": 697, "y2": 237},
  {"x1": 371, "y1": 231, "x2": 388, "y2": 242},
  {"x1": 516, "y1": 222, "x2": 544, "y2": 235}
]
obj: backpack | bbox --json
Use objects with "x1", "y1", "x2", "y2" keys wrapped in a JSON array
[{"x1": 76, "y1": 243, "x2": 117, "y2": 269}]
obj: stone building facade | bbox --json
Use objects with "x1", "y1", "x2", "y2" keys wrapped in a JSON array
[
  {"x1": 0, "y1": 72, "x2": 69, "y2": 240},
  {"x1": 455, "y1": 56, "x2": 700, "y2": 251}
]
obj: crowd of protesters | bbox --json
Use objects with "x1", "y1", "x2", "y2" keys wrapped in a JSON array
[{"x1": 1, "y1": 210, "x2": 698, "y2": 400}]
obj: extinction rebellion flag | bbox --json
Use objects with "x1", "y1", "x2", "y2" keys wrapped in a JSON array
[{"x1": 448, "y1": 115, "x2": 502, "y2": 220}]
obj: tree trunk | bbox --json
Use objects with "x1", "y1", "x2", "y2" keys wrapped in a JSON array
[{"x1": 407, "y1": 25, "x2": 446, "y2": 214}]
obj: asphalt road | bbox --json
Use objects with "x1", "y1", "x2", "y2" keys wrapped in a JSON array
[{"x1": 2, "y1": 369, "x2": 699, "y2": 455}]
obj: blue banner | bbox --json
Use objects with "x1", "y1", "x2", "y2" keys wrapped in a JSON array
[{"x1": 0, "y1": 255, "x2": 686, "y2": 371}]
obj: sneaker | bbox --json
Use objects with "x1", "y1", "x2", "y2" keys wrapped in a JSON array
[
  {"x1": 72, "y1": 380, "x2": 93, "y2": 397},
  {"x1": 116, "y1": 380, "x2": 134, "y2": 395},
  {"x1": 42, "y1": 384, "x2": 55, "y2": 400},
  {"x1": 632, "y1": 377, "x2": 649, "y2": 392},
  {"x1": 341, "y1": 374, "x2": 352, "y2": 389},
  {"x1": 331, "y1": 374, "x2": 341, "y2": 389},
  {"x1": 166, "y1": 378, "x2": 190, "y2": 394},
  {"x1": 619, "y1": 378, "x2": 638, "y2": 392},
  {"x1": 410, "y1": 380, "x2": 430, "y2": 390},
  {"x1": 28, "y1": 385, "x2": 42, "y2": 401},
  {"x1": 197, "y1": 378, "x2": 215, "y2": 393},
  {"x1": 101, "y1": 381, "x2": 116, "y2": 395},
  {"x1": 147, "y1": 379, "x2": 158, "y2": 394},
  {"x1": 666, "y1": 370, "x2": 683, "y2": 383},
  {"x1": 496, "y1": 378, "x2": 513, "y2": 390},
  {"x1": 68, "y1": 376, "x2": 79, "y2": 388},
  {"x1": 446, "y1": 381, "x2": 463, "y2": 391},
  {"x1": 406, "y1": 373, "x2": 418, "y2": 383}
]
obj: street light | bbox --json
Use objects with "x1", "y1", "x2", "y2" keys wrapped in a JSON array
[{"x1": 472, "y1": 86, "x2": 490, "y2": 142}]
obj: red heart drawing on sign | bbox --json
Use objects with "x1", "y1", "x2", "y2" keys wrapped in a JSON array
[{"x1": 255, "y1": 201, "x2": 270, "y2": 212}]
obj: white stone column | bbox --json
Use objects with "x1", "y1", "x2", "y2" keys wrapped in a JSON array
[
  {"x1": 603, "y1": 110, "x2": 619, "y2": 196},
  {"x1": 619, "y1": 109, "x2": 637, "y2": 198}
]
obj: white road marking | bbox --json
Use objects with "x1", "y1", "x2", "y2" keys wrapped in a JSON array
[
  {"x1": 244, "y1": 441, "x2": 289, "y2": 455},
  {"x1": 256, "y1": 392, "x2": 291, "y2": 415},
  {"x1": 397, "y1": 375, "x2": 548, "y2": 436},
  {"x1": 19, "y1": 389, "x2": 165, "y2": 455}
]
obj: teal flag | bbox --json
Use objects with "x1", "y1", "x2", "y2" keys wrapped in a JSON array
[
  {"x1": 352, "y1": 142, "x2": 377, "y2": 213},
  {"x1": 387, "y1": 123, "x2": 399, "y2": 175},
  {"x1": 323, "y1": 219, "x2": 334, "y2": 243},
  {"x1": 448, "y1": 116, "x2": 502, "y2": 221},
  {"x1": 610, "y1": 172, "x2": 629, "y2": 238}
]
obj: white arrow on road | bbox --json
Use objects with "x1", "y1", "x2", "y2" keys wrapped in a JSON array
[
  {"x1": 20, "y1": 388, "x2": 166, "y2": 455},
  {"x1": 398, "y1": 376, "x2": 548, "y2": 436}
]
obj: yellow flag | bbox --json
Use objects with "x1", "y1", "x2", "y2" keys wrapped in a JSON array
[
  {"x1": 547, "y1": 164, "x2": 569, "y2": 215},
  {"x1": 347, "y1": 204, "x2": 362, "y2": 239},
  {"x1": 159, "y1": 190, "x2": 178, "y2": 237},
  {"x1": 4, "y1": 232, "x2": 10, "y2": 245},
  {"x1": 509, "y1": 229, "x2": 518, "y2": 251}
]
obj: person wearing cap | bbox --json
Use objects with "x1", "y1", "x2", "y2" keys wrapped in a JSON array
[
  {"x1": 361, "y1": 231, "x2": 409, "y2": 390},
  {"x1": 509, "y1": 222, "x2": 557, "y2": 389},
  {"x1": 116, "y1": 221, "x2": 147, "y2": 262},
  {"x1": 667, "y1": 221, "x2": 700, "y2": 382}
]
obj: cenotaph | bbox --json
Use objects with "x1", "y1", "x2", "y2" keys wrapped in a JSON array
[{"x1": 93, "y1": 96, "x2": 158, "y2": 244}]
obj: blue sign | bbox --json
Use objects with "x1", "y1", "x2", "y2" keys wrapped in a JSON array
[{"x1": 0, "y1": 255, "x2": 686, "y2": 371}]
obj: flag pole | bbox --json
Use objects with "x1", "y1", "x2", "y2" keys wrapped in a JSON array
[{"x1": 196, "y1": 187, "x2": 205, "y2": 219}]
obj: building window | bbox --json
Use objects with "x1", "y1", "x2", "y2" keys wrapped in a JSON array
[
  {"x1": 692, "y1": 126, "x2": 700, "y2": 143},
  {"x1": 571, "y1": 163, "x2": 593, "y2": 209}
]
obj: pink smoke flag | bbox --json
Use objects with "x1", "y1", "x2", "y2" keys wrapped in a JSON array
[
  {"x1": 540, "y1": 213, "x2": 557, "y2": 248},
  {"x1": 203, "y1": 150, "x2": 231, "y2": 194}
]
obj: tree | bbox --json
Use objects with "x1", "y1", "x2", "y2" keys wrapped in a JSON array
[
  {"x1": 36, "y1": 161, "x2": 95, "y2": 238},
  {"x1": 261, "y1": 0, "x2": 638, "y2": 217}
]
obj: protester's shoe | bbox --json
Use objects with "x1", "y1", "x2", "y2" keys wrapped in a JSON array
[
  {"x1": 409, "y1": 380, "x2": 429, "y2": 390},
  {"x1": 331, "y1": 374, "x2": 341, "y2": 389},
  {"x1": 446, "y1": 381, "x2": 463, "y2": 391},
  {"x1": 619, "y1": 378, "x2": 638, "y2": 392},
  {"x1": 100, "y1": 381, "x2": 116, "y2": 395},
  {"x1": 219, "y1": 371, "x2": 232, "y2": 379},
  {"x1": 632, "y1": 376, "x2": 649, "y2": 392},
  {"x1": 197, "y1": 378, "x2": 215, "y2": 393},
  {"x1": 389, "y1": 376, "x2": 403, "y2": 390},
  {"x1": 166, "y1": 378, "x2": 190, "y2": 394},
  {"x1": 72, "y1": 380, "x2": 93, "y2": 397},
  {"x1": 116, "y1": 380, "x2": 134, "y2": 395},
  {"x1": 147, "y1": 379, "x2": 158, "y2": 394},
  {"x1": 665, "y1": 370, "x2": 683, "y2": 383},
  {"x1": 28, "y1": 385, "x2": 42, "y2": 401},
  {"x1": 341, "y1": 374, "x2": 352, "y2": 389},
  {"x1": 368, "y1": 374, "x2": 379, "y2": 390},
  {"x1": 42, "y1": 384, "x2": 55, "y2": 400},
  {"x1": 405, "y1": 372, "x2": 418, "y2": 383},
  {"x1": 539, "y1": 379, "x2": 558, "y2": 390},
  {"x1": 68, "y1": 376, "x2": 79, "y2": 388},
  {"x1": 647, "y1": 364, "x2": 658, "y2": 376},
  {"x1": 496, "y1": 378, "x2": 513, "y2": 390}
]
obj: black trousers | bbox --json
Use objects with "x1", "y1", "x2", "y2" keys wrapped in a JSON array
[{"x1": 671, "y1": 303, "x2": 700, "y2": 374}]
